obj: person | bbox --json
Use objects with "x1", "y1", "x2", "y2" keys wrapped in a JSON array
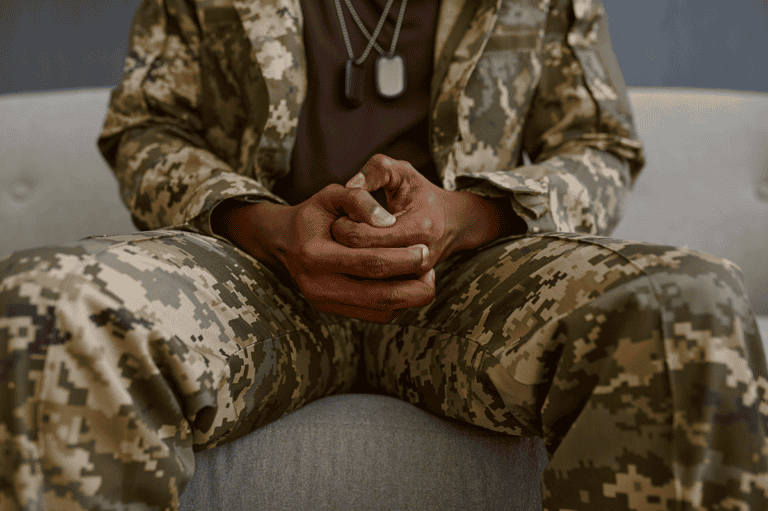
[{"x1": 1, "y1": 0, "x2": 766, "y2": 509}]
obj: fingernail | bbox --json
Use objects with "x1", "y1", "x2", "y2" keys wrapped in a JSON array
[
  {"x1": 372, "y1": 206, "x2": 396, "y2": 226},
  {"x1": 347, "y1": 172, "x2": 365, "y2": 188},
  {"x1": 427, "y1": 269, "x2": 435, "y2": 283},
  {"x1": 414, "y1": 244, "x2": 429, "y2": 262}
]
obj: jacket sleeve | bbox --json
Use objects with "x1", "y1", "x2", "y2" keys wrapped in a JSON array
[
  {"x1": 454, "y1": 0, "x2": 644, "y2": 236},
  {"x1": 97, "y1": 0, "x2": 286, "y2": 235}
]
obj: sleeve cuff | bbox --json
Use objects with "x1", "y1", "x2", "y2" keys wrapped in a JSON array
[
  {"x1": 455, "y1": 170, "x2": 557, "y2": 234},
  {"x1": 182, "y1": 172, "x2": 289, "y2": 238},
  {"x1": 454, "y1": 148, "x2": 631, "y2": 236}
]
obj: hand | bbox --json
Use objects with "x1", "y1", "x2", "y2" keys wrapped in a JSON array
[
  {"x1": 331, "y1": 154, "x2": 520, "y2": 267},
  {"x1": 211, "y1": 185, "x2": 436, "y2": 324}
]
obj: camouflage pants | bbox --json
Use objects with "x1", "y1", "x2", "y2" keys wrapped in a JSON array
[{"x1": 1, "y1": 228, "x2": 766, "y2": 510}]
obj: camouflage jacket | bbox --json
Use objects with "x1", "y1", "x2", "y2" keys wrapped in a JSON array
[{"x1": 97, "y1": 0, "x2": 644, "y2": 238}]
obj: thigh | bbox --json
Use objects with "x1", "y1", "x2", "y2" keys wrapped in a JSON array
[
  {"x1": 360, "y1": 232, "x2": 765, "y2": 438},
  {"x1": 1, "y1": 229, "x2": 358, "y2": 508}
]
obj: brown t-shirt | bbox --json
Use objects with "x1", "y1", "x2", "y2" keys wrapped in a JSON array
[{"x1": 271, "y1": 0, "x2": 441, "y2": 206}]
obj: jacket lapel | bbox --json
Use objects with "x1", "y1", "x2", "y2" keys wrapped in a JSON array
[
  {"x1": 233, "y1": 0, "x2": 306, "y2": 178},
  {"x1": 430, "y1": 0, "x2": 502, "y2": 182}
]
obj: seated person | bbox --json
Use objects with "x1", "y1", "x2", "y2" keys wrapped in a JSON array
[{"x1": 1, "y1": 0, "x2": 766, "y2": 509}]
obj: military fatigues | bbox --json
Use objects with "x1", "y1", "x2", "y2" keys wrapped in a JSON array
[{"x1": 1, "y1": 0, "x2": 767, "y2": 509}]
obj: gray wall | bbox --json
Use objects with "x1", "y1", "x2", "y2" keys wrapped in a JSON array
[
  {"x1": 608, "y1": 0, "x2": 767, "y2": 92},
  {"x1": 1, "y1": 0, "x2": 767, "y2": 95}
]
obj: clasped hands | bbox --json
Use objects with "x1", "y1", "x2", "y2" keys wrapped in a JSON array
[
  {"x1": 296, "y1": 154, "x2": 460, "y2": 324},
  {"x1": 218, "y1": 154, "x2": 511, "y2": 324}
]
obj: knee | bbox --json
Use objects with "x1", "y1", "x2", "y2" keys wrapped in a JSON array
[
  {"x1": 1, "y1": 245, "x2": 86, "y2": 314},
  {"x1": 535, "y1": 235, "x2": 759, "y2": 357},
  {"x1": 612, "y1": 242, "x2": 757, "y2": 344},
  {"x1": 0, "y1": 233, "x2": 176, "y2": 321}
]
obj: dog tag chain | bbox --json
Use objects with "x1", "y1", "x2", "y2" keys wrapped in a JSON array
[{"x1": 333, "y1": 0, "x2": 408, "y2": 107}]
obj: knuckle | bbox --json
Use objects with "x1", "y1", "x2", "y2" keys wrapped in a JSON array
[
  {"x1": 344, "y1": 230, "x2": 368, "y2": 248},
  {"x1": 371, "y1": 154, "x2": 388, "y2": 166},
  {"x1": 421, "y1": 215, "x2": 434, "y2": 233},
  {"x1": 362, "y1": 256, "x2": 387, "y2": 278},
  {"x1": 419, "y1": 215, "x2": 440, "y2": 239},
  {"x1": 350, "y1": 188, "x2": 369, "y2": 202}
]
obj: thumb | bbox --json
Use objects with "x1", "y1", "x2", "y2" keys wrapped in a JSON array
[
  {"x1": 345, "y1": 154, "x2": 402, "y2": 192},
  {"x1": 321, "y1": 185, "x2": 396, "y2": 227}
]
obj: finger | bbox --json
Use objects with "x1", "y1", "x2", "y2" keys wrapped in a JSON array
[
  {"x1": 345, "y1": 154, "x2": 410, "y2": 195},
  {"x1": 305, "y1": 239, "x2": 429, "y2": 278},
  {"x1": 331, "y1": 214, "x2": 431, "y2": 249},
  {"x1": 300, "y1": 270, "x2": 436, "y2": 312},
  {"x1": 319, "y1": 184, "x2": 396, "y2": 227}
]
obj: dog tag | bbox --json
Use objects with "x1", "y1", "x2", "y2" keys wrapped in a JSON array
[
  {"x1": 375, "y1": 55, "x2": 406, "y2": 99},
  {"x1": 344, "y1": 59, "x2": 365, "y2": 108}
]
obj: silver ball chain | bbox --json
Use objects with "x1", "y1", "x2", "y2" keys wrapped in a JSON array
[{"x1": 332, "y1": 0, "x2": 409, "y2": 65}]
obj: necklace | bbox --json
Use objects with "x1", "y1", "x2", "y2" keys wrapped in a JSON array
[{"x1": 332, "y1": 0, "x2": 408, "y2": 107}]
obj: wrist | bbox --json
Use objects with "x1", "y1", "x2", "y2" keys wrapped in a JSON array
[
  {"x1": 211, "y1": 199, "x2": 291, "y2": 269},
  {"x1": 444, "y1": 191, "x2": 526, "y2": 256},
  {"x1": 210, "y1": 198, "x2": 249, "y2": 238}
]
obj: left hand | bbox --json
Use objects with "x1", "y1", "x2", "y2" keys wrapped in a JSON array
[{"x1": 331, "y1": 154, "x2": 510, "y2": 269}]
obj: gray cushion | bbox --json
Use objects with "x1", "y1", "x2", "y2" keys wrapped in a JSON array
[{"x1": 179, "y1": 394, "x2": 548, "y2": 511}]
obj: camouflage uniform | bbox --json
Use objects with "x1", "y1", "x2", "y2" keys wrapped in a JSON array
[{"x1": 1, "y1": 0, "x2": 766, "y2": 509}]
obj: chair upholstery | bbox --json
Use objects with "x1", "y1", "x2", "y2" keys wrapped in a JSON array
[
  {"x1": 1, "y1": 87, "x2": 767, "y2": 509},
  {"x1": 179, "y1": 393, "x2": 548, "y2": 510},
  {"x1": 611, "y1": 88, "x2": 768, "y2": 316},
  {"x1": 0, "y1": 89, "x2": 135, "y2": 253}
]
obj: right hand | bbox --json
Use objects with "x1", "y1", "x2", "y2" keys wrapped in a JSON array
[{"x1": 212, "y1": 184, "x2": 436, "y2": 323}]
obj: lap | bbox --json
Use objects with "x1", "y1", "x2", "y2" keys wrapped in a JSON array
[
  {"x1": 5, "y1": 230, "x2": 765, "y2": 510},
  {"x1": 3, "y1": 228, "x2": 762, "y2": 445}
]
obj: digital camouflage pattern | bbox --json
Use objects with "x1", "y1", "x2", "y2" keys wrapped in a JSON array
[
  {"x1": 0, "y1": 230, "x2": 361, "y2": 510},
  {"x1": 363, "y1": 231, "x2": 768, "y2": 510},
  {"x1": 97, "y1": 0, "x2": 643, "y2": 239},
  {"x1": 2, "y1": 230, "x2": 767, "y2": 509},
  {"x1": 2, "y1": 0, "x2": 767, "y2": 509}
]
